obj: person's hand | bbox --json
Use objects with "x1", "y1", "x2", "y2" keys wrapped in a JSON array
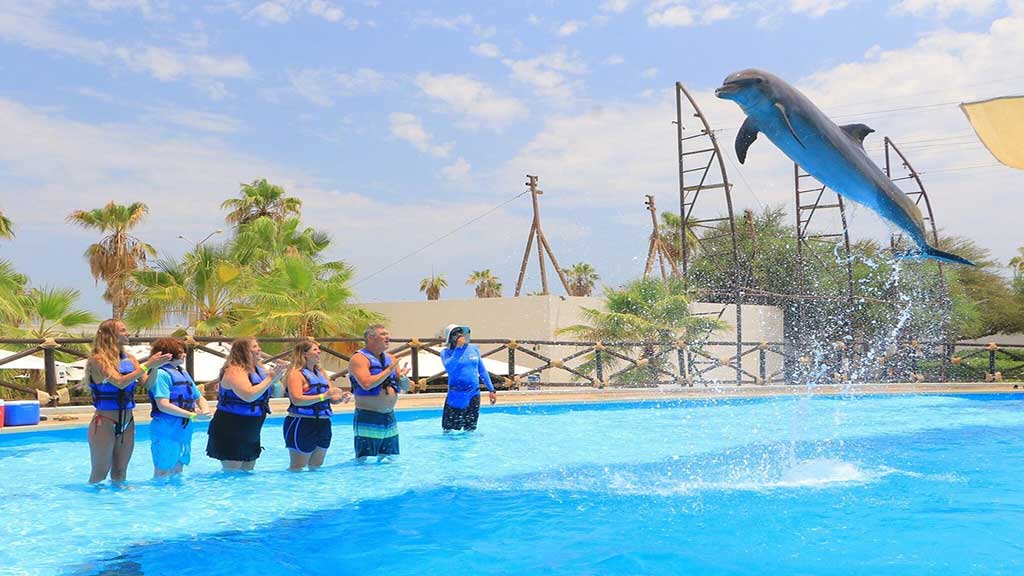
[
  {"x1": 394, "y1": 362, "x2": 410, "y2": 378},
  {"x1": 144, "y1": 353, "x2": 173, "y2": 370},
  {"x1": 269, "y1": 361, "x2": 290, "y2": 380},
  {"x1": 341, "y1": 391, "x2": 352, "y2": 404},
  {"x1": 488, "y1": 390, "x2": 497, "y2": 405},
  {"x1": 327, "y1": 388, "x2": 344, "y2": 403},
  {"x1": 194, "y1": 409, "x2": 212, "y2": 420}
]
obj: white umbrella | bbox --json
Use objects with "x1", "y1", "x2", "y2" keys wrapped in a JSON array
[{"x1": 0, "y1": 348, "x2": 47, "y2": 370}]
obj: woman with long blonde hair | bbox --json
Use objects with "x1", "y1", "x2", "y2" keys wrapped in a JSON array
[
  {"x1": 206, "y1": 338, "x2": 287, "y2": 471},
  {"x1": 283, "y1": 340, "x2": 349, "y2": 471},
  {"x1": 86, "y1": 319, "x2": 171, "y2": 483}
]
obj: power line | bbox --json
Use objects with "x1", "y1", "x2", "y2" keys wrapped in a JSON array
[{"x1": 352, "y1": 189, "x2": 530, "y2": 287}]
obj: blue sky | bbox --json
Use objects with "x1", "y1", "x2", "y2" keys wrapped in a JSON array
[{"x1": 1, "y1": 0, "x2": 1022, "y2": 315}]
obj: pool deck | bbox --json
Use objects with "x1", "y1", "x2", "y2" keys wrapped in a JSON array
[{"x1": 2, "y1": 381, "x2": 1020, "y2": 434}]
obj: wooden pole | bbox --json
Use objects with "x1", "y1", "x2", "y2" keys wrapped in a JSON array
[{"x1": 514, "y1": 175, "x2": 570, "y2": 296}]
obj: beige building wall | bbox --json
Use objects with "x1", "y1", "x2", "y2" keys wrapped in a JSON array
[{"x1": 358, "y1": 295, "x2": 784, "y2": 385}]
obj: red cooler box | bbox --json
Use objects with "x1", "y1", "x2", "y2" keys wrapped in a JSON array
[{"x1": 3, "y1": 400, "x2": 40, "y2": 427}]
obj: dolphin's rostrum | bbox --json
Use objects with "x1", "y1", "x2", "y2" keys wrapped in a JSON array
[{"x1": 715, "y1": 69, "x2": 974, "y2": 266}]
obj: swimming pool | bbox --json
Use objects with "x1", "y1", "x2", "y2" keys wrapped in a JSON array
[{"x1": 1, "y1": 393, "x2": 1022, "y2": 575}]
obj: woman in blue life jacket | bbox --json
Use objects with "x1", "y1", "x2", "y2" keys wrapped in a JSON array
[
  {"x1": 206, "y1": 338, "x2": 288, "y2": 471},
  {"x1": 86, "y1": 319, "x2": 172, "y2": 484},
  {"x1": 440, "y1": 324, "x2": 496, "y2": 432},
  {"x1": 146, "y1": 337, "x2": 211, "y2": 478},
  {"x1": 283, "y1": 340, "x2": 350, "y2": 471}
]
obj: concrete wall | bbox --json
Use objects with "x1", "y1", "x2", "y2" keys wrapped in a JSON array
[{"x1": 358, "y1": 295, "x2": 784, "y2": 385}]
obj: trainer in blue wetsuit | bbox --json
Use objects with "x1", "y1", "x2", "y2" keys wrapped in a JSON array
[{"x1": 440, "y1": 324, "x2": 496, "y2": 432}]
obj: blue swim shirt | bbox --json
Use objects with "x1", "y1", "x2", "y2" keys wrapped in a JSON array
[{"x1": 440, "y1": 344, "x2": 494, "y2": 409}]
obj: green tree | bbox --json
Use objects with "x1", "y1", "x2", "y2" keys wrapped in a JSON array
[
  {"x1": 222, "y1": 178, "x2": 303, "y2": 226},
  {"x1": 419, "y1": 273, "x2": 447, "y2": 301},
  {"x1": 231, "y1": 216, "x2": 330, "y2": 273},
  {"x1": 66, "y1": 201, "x2": 155, "y2": 319},
  {"x1": 559, "y1": 277, "x2": 722, "y2": 383},
  {"x1": 0, "y1": 259, "x2": 27, "y2": 326},
  {"x1": 466, "y1": 269, "x2": 502, "y2": 298},
  {"x1": 1009, "y1": 246, "x2": 1024, "y2": 281},
  {"x1": 16, "y1": 287, "x2": 98, "y2": 340},
  {"x1": 0, "y1": 209, "x2": 13, "y2": 239},
  {"x1": 566, "y1": 262, "x2": 600, "y2": 297},
  {"x1": 658, "y1": 211, "x2": 700, "y2": 270},
  {"x1": 234, "y1": 256, "x2": 380, "y2": 338},
  {"x1": 126, "y1": 244, "x2": 243, "y2": 335}
]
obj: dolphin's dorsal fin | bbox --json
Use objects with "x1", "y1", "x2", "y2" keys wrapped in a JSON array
[
  {"x1": 839, "y1": 123, "x2": 875, "y2": 148},
  {"x1": 774, "y1": 102, "x2": 803, "y2": 148},
  {"x1": 735, "y1": 117, "x2": 759, "y2": 164}
]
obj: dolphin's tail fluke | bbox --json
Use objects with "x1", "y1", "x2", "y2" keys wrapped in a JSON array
[{"x1": 913, "y1": 245, "x2": 976, "y2": 266}]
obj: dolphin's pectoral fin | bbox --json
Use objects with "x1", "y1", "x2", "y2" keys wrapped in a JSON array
[
  {"x1": 839, "y1": 123, "x2": 875, "y2": 148},
  {"x1": 735, "y1": 117, "x2": 759, "y2": 164},
  {"x1": 774, "y1": 102, "x2": 803, "y2": 147}
]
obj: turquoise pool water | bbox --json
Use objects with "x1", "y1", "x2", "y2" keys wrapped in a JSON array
[{"x1": 1, "y1": 394, "x2": 1022, "y2": 575}]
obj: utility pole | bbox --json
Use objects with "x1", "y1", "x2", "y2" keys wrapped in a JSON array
[
  {"x1": 514, "y1": 175, "x2": 571, "y2": 296},
  {"x1": 643, "y1": 195, "x2": 679, "y2": 282}
]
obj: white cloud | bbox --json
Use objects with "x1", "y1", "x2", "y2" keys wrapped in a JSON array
[
  {"x1": 249, "y1": 1, "x2": 291, "y2": 23},
  {"x1": 441, "y1": 157, "x2": 471, "y2": 181},
  {"x1": 0, "y1": 3, "x2": 251, "y2": 84},
  {"x1": 789, "y1": 0, "x2": 851, "y2": 17},
  {"x1": 151, "y1": 107, "x2": 243, "y2": 134},
  {"x1": 415, "y1": 73, "x2": 529, "y2": 131},
  {"x1": 641, "y1": 67, "x2": 659, "y2": 78},
  {"x1": 503, "y1": 50, "x2": 589, "y2": 102},
  {"x1": 557, "y1": 19, "x2": 585, "y2": 36},
  {"x1": 601, "y1": 0, "x2": 634, "y2": 13},
  {"x1": 605, "y1": 54, "x2": 626, "y2": 65},
  {"x1": 288, "y1": 68, "x2": 387, "y2": 106},
  {"x1": 646, "y1": 2, "x2": 696, "y2": 26},
  {"x1": 645, "y1": 1, "x2": 743, "y2": 26},
  {"x1": 411, "y1": 12, "x2": 495, "y2": 37},
  {"x1": 247, "y1": 0, "x2": 349, "y2": 25},
  {"x1": 471, "y1": 42, "x2": 502, "y2": 58},
  {"x1": 388, "y1": 112, "x2": 453, "y2": 158},
  {"x1": 85, "y1": 0, "x2": 172, "y2": 20},
  {"x1": 307, "y1": 0, "x2": 344, "y2": 21},
  {"x1": 891, "y1": 0, "x2": 1002, "y2": 17}
]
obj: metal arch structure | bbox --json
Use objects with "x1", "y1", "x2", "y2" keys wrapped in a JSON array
[
  {"x1": 674, "y1": 81, "x2": 743, "y2": 383},
  {"x1": 792, "y1": 164, "x2": 856, "y2": 339},
  {"x1": 883, "y1": 137, "x2": 945, "y2": 269},
  {"x1": 883, "y1": 136, "x2": 951, "y2": 372}
]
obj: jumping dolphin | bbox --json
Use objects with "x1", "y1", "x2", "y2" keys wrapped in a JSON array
[{"x1": 715, "y1": 69, "x2": 974, "y2": 266}]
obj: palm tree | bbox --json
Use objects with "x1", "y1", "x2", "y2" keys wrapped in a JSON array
[
  {"x1": 66, "y1": 202, "x2": 155, "y2": 319},
  {"x1": 559, "y1": 277, "x2": 722, "y2": 384},
  {"x1": 658, "y1": 211, "x2": 700, "y2": 270},
  {"x1": 466, "y1": 269, "x2": 502, "y2": 298},
  {"x1": 419, "y1": 273, "x2": 447, "y2": 301},
  {"x1": 235, "y1": 256, "x2": 380, "y2": 338},
  {"x1": 231, "y1": 216, "x2": 330, "y2": 273},
  {"x1": 126, "y1": 244, "x2": 242, "y2": 335},
  {"x1": 1009, "y1": 246, "x2": 1024, "y2": 280},
  {"x1": 222, "y1": 179, "x2": 303, "y2": 226},
  {"x1": 566, "y1": 262, "x2": 599, "y2": 297},
  {"x1": 0, "y1": 259, "x2": 27, "y2": 326},
  {"x1": 17, "y1": 287, "x2": 98, "y2": 340},
  {"x1": 0, "y1": 209, "x2": 13, "y2": 239}
]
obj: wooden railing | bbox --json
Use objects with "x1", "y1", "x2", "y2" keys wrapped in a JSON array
[{"x1": 1, "y1": 336, "x2": 1021, "y2": 406}]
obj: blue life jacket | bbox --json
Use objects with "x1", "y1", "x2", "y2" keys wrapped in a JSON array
[
  {"x1": 150, "y1": 365, "x2": 199, "y2": 420},
  {"x1": 90, "y1": 356, "x2": 137, "y2": 411},
  {"x1": 287, "y1": 367, "x2": 332, "y2": 418},
  {"x1": 216, "y1": 365, "x2": 271, "y2": 416},
  {"x1": 349, "y1": 349, "x2": 398, "y2": 396}
]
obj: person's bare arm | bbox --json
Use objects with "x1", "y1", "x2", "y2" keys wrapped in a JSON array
[
  {"x1": 221, "y1": 365, "x2": 274, "y2": 402},
  {"x1": 349, "y1": 354, "x2": 399, "y2": 390}
]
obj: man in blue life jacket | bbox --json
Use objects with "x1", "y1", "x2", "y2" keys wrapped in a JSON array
[
  {"x1": 348, "y1": 324, "x2": 409, "y2": 461},
  {"x1": 440, "y1": 324, "x2": 496, "y2": 432}
]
